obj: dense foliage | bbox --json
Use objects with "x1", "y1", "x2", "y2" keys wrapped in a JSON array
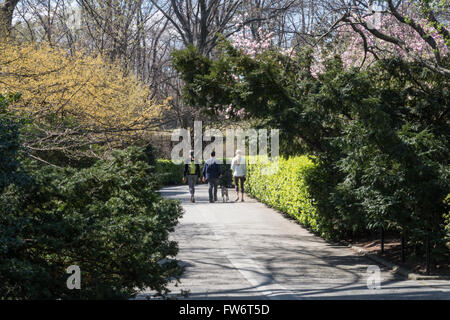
[
  {"x1": 155, "y1": 160, "x2": 185, "y2": 186},
  {"x1": 1, "y1": 101, "x2": 184, "y2": 299},
  {"x1": 173, "y1": 43, "x2": 450, "y2": 260},
  {"x1": 0, "y1": 93, "x2": 24, "y2": 192}
]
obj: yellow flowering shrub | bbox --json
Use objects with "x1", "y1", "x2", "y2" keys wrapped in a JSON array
[{"x1": 0, "y1": 41, "x2": 164, "y2": 130}]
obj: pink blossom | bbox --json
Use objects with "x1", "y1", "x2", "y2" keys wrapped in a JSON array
[
  {"x1": 230, "y1": 14, "x2": 276, "y2": 57},
  {"x1": 330, "y1": 12, "x2": 449, "y2": 71}
]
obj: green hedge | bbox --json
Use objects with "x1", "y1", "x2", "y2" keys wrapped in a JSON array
[
  {"x1": 246, "y1": 156, "x2": 322, "y2": 235},
  {"x1": 155, "y1": 159, "x2": 184, "y2": 186}
]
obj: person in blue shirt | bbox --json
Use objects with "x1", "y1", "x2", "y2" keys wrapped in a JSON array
[{"x1": 202, "y1": 151, "x2": 222, "y2": 203}]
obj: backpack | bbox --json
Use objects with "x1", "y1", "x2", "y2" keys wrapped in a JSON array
[{"x1": 206, "y1": 161, "x2": 220, "y2": 177}]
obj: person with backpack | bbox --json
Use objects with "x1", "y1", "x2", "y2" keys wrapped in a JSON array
[
  {"x1": 183, "y1": 150, "x2": 201, "y2": 203},
  {"x1": 202, "y1": 151, "x2": 222, "y2": 203}
]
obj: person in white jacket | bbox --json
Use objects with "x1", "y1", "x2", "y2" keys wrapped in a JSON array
[{"x1": 231, "y1": 150, "x2": 247, "y2": 202}]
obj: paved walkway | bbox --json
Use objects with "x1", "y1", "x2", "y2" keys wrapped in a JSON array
[{"x1": 138, "y1": 184, "x2": 450, "y2": 300}]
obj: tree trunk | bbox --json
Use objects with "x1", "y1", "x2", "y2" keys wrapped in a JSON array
[{"x1": 0, "y1": 0, "x2": 19, "y2": 39}]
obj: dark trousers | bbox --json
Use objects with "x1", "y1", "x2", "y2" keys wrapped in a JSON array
[
  {"x1": 208, "y1": 178, "x2": 219, "y2": 201},
  {"x1": 234, "y1": 176, "x2": 246, "y2": 193},
  {"x1": 186, "y1": 175, "x2": 197, "y2": 195}
]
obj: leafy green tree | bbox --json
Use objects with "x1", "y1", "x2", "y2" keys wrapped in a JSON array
[
  {"x1": 172, "y1": 42, "x2": 449, "y2": 257},
  {"x1": 0, "y1": 133, "x2": 184, "y2": 298}
]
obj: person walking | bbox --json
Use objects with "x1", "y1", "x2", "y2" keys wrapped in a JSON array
[
  {"x1": 202, "y1": 151, "x2": 222, "y2": 203},
  {"x1": 231, "y1": 150, "x2": 247, "y2": 202},
  {"x1": 184, "y1": 150, "x2": 200, "y2": 203}
]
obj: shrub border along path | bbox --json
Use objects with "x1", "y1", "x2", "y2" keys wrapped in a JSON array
[{"x1": 245, "y1": 156, "x2": 449, "y2": 279}]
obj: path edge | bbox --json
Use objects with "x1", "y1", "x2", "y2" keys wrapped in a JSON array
[{"x1": 348, "y1": 244, "x2": 450, "y2": 281}]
